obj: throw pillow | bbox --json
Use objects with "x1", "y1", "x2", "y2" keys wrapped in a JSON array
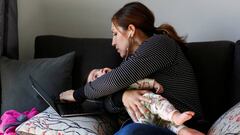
[
  {"x1": 208, "y1": 101, "x2": 240, "y2": 135},
  {"x1": 0, "y1": 52, "x2": 75, "y2": 114},
  {"x1": 16, "y1": 107, "x2": 117, "y2": 135}
]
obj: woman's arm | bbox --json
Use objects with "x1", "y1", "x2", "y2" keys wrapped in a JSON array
[
  {"x1": 178, "y1": 127, "x2": 205, "y2": 135},
  {"x1": 75, "y1": 35, "x2": 177, "y2": 100}
]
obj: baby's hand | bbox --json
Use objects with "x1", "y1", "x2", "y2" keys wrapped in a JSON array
[{"x1": 153, "y1": 80, "x2": 164, "y2": 94}]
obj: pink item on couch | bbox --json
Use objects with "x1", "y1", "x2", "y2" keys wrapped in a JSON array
[{"x1": 0, "y1": 108, "x2": 38, "y2": 135}]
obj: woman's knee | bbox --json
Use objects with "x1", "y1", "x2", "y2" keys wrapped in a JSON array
[
  {"x1": 115, "y1": 123, "x2": 175, "y2": 135},
  {"x1": 115, "y1": 123, "x2": 145, "y2": 135}
]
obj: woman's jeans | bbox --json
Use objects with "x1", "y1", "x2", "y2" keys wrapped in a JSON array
[{"x1": 114, "y1": 120, "x2": 175, "y2": 135}]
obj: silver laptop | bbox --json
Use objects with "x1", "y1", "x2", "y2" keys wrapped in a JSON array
[{"x1": 29, "y1": 75, "x2": 105, "y2": 117}]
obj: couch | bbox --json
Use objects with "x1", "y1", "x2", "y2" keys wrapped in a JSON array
[
  {"x1": 1, "y1": 35, "x2": 240, "y2": 134},
  {"x1": 34, "y1": 35, "x2": 240, "y2": 133}
]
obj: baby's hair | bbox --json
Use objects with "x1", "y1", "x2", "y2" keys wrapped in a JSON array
[{"x1": 84, "y1": 67, "x2": 105, "y2": 84}]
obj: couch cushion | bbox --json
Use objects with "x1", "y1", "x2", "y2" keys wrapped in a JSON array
[
  {"x1": 0, "y1": 52, "x2": 75, "y2": 114},
  {"x1": 34, "y1": 36, "x2": 122, "y2": 89},
  {"x1": 208, "y1": 101, "x2": 240, "y2": 135},
  {"x1": 186, "y1": 41, "x2": 235, "y2": 124},
  {"x1": 16, "y1": 107, "x2": 118, "y2": 135}
]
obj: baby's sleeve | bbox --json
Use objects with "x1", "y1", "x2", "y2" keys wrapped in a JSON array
[{"x1": 128, "y1": 78, "x2": 155, "y2": 90}]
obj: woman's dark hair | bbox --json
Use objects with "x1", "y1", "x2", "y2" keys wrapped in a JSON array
[{"x1": 112, "y1": 2, "x2": 186, "y2": 47}]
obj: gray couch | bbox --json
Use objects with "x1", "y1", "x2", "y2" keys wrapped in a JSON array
[
  {"x1": 1, "y1": 35, "x2": 239, "y2": 134},
  {"x1": 34, "y1": 35, "x2": 240, "y2": 133}
]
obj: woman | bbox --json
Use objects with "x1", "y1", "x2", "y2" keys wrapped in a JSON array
[{"x1": 60, "y1": 2, "x2": 204, "y2": 135}]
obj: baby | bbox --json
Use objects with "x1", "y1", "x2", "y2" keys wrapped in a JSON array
[{"x1": 87, "y1": 67, "x2": 195, "y2": 134}]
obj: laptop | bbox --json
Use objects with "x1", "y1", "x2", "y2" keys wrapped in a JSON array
[{"x1": 29, "y1": 75, "x2": 105, "y2": 117}]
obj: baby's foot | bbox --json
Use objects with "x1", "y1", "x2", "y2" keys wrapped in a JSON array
[{"x1": 173, "y1": 111, "x2": 195, "y2": 125}]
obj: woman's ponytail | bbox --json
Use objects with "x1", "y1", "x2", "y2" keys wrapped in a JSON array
[{"x1": 155, "y1": 24, "x2": 186, "y2": 48}]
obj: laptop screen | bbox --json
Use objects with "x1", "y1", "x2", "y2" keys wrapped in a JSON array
[
  {"x1": 30, "y1": 75, "x2": 59, "y2": 112},
  {"x1": 29, "y1": 75, "x2": 105, "y2": 117}
]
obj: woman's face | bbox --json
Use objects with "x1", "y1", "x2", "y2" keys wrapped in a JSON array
[
  {"x1": 111, "y1": 22, "x2": 130, "y2": 58},
  {"x1": 87, "y1": 67, "x2": 112, "y2": 82}
]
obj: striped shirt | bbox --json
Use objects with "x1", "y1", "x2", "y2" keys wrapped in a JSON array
[{"x1": 75, "y1": 34, "x2": 202, "y2": 117}]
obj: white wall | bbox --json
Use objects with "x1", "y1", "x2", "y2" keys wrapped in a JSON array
[
  {"x1": 18, "y1": 0, "x2": 240, "y2": 59},
  {"x1": 18, "y1": 0, "x2": 48, "y2": 59}
]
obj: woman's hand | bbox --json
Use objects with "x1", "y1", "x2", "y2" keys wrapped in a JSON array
[
  {"x1": 178, "y1": 127, "x2": 205, "y2": 135},
  {"x1": 122, "y1": 89, "x2": 152, "y2": 122},
  {"x1": 59, "y1": 90, "x2": 76, "y2": 102}
]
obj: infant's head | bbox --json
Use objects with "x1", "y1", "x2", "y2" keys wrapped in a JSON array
[{"x1": 87, "y1": 67, "x2": 112, "y2": 82}]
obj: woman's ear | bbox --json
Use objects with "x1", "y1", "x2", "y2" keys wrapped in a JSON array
[{"x1": 128, "y1": 24, "x2": 136, "y2": 37}]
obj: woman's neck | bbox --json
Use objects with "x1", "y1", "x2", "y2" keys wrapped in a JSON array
[{"x1": 130, "y1": 31, "x2": 149, "y2": 53}]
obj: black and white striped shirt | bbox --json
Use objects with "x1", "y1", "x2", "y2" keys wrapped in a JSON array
[{"x1": 75, "y1": 34, "x2": 202, "y2": 117}]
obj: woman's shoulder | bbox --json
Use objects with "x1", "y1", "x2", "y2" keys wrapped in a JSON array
[
  {"x1": 136, "y1": 34, "x2": 178, "y2": 57},
  {"x1": 151, "y1": 34, "x2": 174, "y2": 42},
  {"x1": 141, "y1": 34, "x2": 177, "y2": 49}
]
